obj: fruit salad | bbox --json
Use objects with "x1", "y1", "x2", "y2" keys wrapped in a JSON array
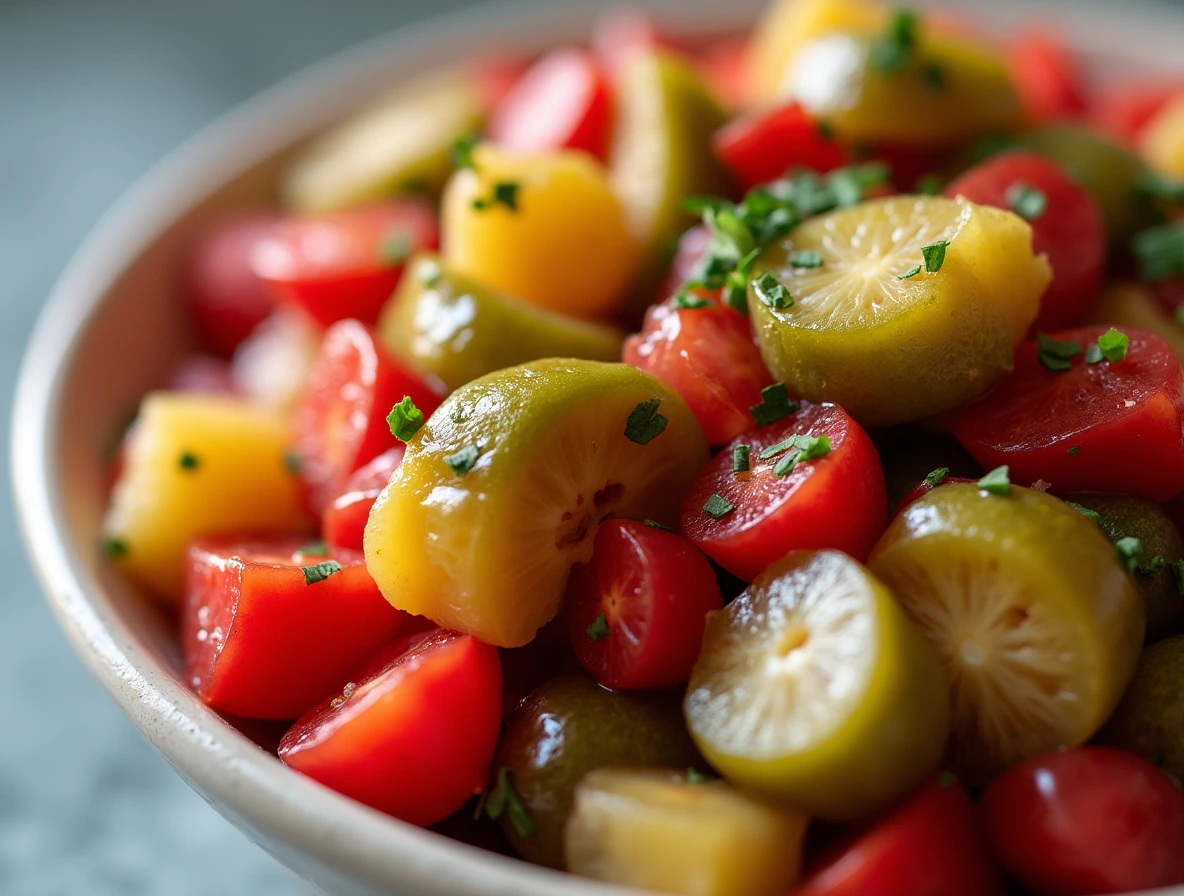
[{"x1": 100, "y1": 1, "x2": 1184, "y2": 894}]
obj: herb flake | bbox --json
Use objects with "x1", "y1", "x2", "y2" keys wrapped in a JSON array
[
  {"x1": 924, "y1": 467, "x2": 950, "y2": 488},
  {"x1": 1096, "y1": 328, "x2": 1130, "y2": 363},
  {"x1": 445, "y1": 445, "x2": 480, "y2": 475},
  {"x1": 753, "y1": 272, "x2": 793, "y2": 310},
  {"x1": 1006, "y1": 182, "x2": 1048, "y2": 221},
  {"x1": 643, "y1": 519, "x2": 671, "y2": 531},
  {"x1": 1036, "y1": 333, "x2": 1083, "y2": 372},
  {"x1": 871, "y1": 8, "x2": 920, "y2": 75},
  {"x1": 732, "y1": 444, "x2": 751, "y2": 474},
  {"x1": 922, "y1": 240, "x2": 951, "y2": 273},
  {"x1": 624, "y1": 399, "x2": 669, "y2": 445},
  {"x1": 102, "y1": 537, "x2": 128, "y2": 559},
  {"x1": 473, "y1": 180, "x2": 520, "y2": 212},
  {"x1": 586, "y1": 612, "x2": 610, "y2": 642},
  {"x1": 387, "y1": 396, "x2": 424, "y2": 442},
  {"x1": 485, "y1": 767, "x2": 535, "y2": 838},
  {"x1": 1115, "y1": 536, "x2": 1143, "y2": 574},
  {"x1": 788, "y1": 249, "x2": 824, "y2": 269},
  {"x1": 977, "y1": 466, "x2": 1011, "y2": 495},
  {"x1": 1065, "y1": 501, "x2": 1103, "y2": 526},
  {"x1": 702, "y1": 493, "x2": 736, "y2": 520},
  {"x1": 301, "y1": 560, "x2": 343, "y2": 586},
  {"x1": 178, "y1": 451, "x2": 200, "y2": 471},
  {"x1": 1133, "y1": 223, "x2": 1184, "y2": 282},
  {"x1": 750, "y1": 383, "x2": 800, "y2": 427}
]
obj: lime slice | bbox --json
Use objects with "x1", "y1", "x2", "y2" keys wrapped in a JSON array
[
  {"x1": 869, "y1": 484, "x2": 1145, "y2": 783},
  {"x1": 750, "y1": 195, "x2": 1050, "y2": 426},
  {"x1": 365, "y1": 360, "x2": 708, "y2": 647},
  {"x1": 684, "y1": 550, "x2": 949, "y2": 820}
]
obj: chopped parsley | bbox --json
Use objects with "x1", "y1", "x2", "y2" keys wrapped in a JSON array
[
  {"x1": 816, "y1": 119, "x2": 836, "y2": 141},
  {"x1": 916, "y1": 173, "x2": 944, "y2": 196},
  {"x1": 102, "y1": 537, "x2": 128, "y2": 559},
  {"x1": 472, "y1": 180, "x2": 520, "y2": 212},
  {"x1": 686, "y1": 768, "x2": 713, "y2": 783},
  {"x1": 1140, "y1": 554, "x2": 1167, "y2": 577},
  {"x1": 444, "y1": 444, "x2": 480, "y2": 475},
  {"x1": 922, "y1": 240, "x2": 951, "y2": 273},
  {"x1": 301, "y1": 560, "x2": 343, "y2": 586},
  {"x1": 485, "y1": 767, "x2": 535, "y2": 837},
  {"x1": 1115, "y1": 536, "x2": 1143, "y2": 574},
  {"x1": 284, "y1": 451, "x2": 302, "y2": 474},
  {"x1": 871, "y1": 8, "x2": 920, "y2": 75},
  {"x1": 1095, "y1": 328, "x2": 1130, "y2": 363},
  {"x1": 761, "y1": 434, "x2": 832, "y2": 477},
  {"x1": 924, "y1": 467, "x2": 950, "y2": 487},
  {"x1": 1084, "y1": 343, "x2": 1104, "y2": 364},
  {"x1": 920, "y1": 61, "x2": 946, "y2": 90},
  {"x1": 702, "y1": 493, "x2": 736, "y2": 520},
  {"x1": 1065, "y1": 501, "x2": 1103, "y2": 526},
  {"x1": 586, "y1": 612, "x2": 610, "y2": 642},
  {"x1": 643, "y1": 519, "x2": 671, "y2": 531},
  {"x1": 977, "y1": 465, "x2": 1011, "y2": 495},
  {"x1": 1068, "y1": 445, "x2": 1081, "y2": 456},
  {"x1": 1133, "y1": 223, "x2": 1184, "y2": 281},
  {"x1": 788, "y1": 249, "x2": 824, "y2": 269},
  {"x1": 178, "y1": 451, "x2": 200, "y2": 471},
  {"x1": 624, "y1": 399, "x2": 669, "y2": 445},
  {"x1": 417, "y1": 258, "x2": 443, "y2": 286},
  {"x1": 898, "y1": 264, "x2": 922, "y2": 280},
  {"x1": 299, "y1": 542, "x2": 329, "y2": 557},
  {"x1": 1006, "y1": 182, "x2": 1048, "y2": 221},
  {"x1": 674, "y1": 292, "x2": 712, "y2": 310},
  {"x1": 379, "y1": 231, "x2": 412, "y2": 266},
  {"x1": 450, "y1": 133, "x2": 478, "y2": 170},
  {"x1": 1036, "y1": 333, "x2": 1083, "y2": 371},
  {"x1": 387, "y1": 397, "x2": 424, "y2": 442},
  {"x1": 753, "y1": 272, "x2": 793, "y2": 310},
  {"x1": 1172, "y1": 559, "x2": 1184, "y2": 594},
  {"x1": 750, "y1": 383, "x2": 800, "y2": 427},
  {"x1": 732, "y1": 444, "x2": 751, "y2": 474}
]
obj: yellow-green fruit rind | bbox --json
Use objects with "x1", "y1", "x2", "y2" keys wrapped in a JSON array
[
  {"x1": 870, "y1": 485, "x2": 1145, "y2": 783},
  {"x1": 364, "y1": 360, "x2": 708, "y2": 647},
  {"x1": 685, "y1": 550, "x2": 950, "y2": 820},
  {"x1": 378, "y1": 254, "x2": 624, "y2": 392},
  {"x1": 1097, "y1": 636, "x2": 1184, "y2": 783}
]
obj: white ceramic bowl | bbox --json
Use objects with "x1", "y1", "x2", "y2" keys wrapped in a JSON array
[{"x1": 14, "y1": 0, "x2": 1184, "y2": 893}]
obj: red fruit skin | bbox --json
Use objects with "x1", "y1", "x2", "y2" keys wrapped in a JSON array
[
  {"x1": 798, "y1": 775, "x2": 1003, "y2": 896},
  {"x1": 893, "y1": 477, "x2": 978, "y2": 516},
  {"x1": 1007, "y1": 29, "x2": 1089, "y2": 125},
  {"x1": 184, "y1": 214, "x2": 278, "y2": 358},
  {"x1": 292, "y1": 320, "x2": 440, "y2": 514},
  {"x1": 713, "y1": 102, "x2": 847, "y2": 190},
  {"x1": 979, "y1": 747, "x2": 1184, "y2": 896},
  {"x1": 565, "y1": 520, "x2": 722, "y2": 690},
  {"x1": 279, "y1": 629, "x2": 503, "y2": 827},
  {"x1": 182, "y1": 537, "x2": 406, "y2": 720},
  {"x1": 945, "y1": 152, "x2": 1105, "y2": 331},
  {"x1": 488, "y1": 48, "x2": 612, "y2": 161},
  {"x1": 322, "y1": 447, "x2": 404, "y2": 552},
  {"x1": 166, "y1": 355, "x2": 240, "y2": 396},
  {"x1": 946, "y1": 326, "x2": 1184, "y2": 502},
  {"x1": 681, "y1": 402, "x2": 888, "y2": 582},
  {"x1": 1092, "y1": 80, "x2": 1184, "y2": 145},
  {"x1": 251, "y1": 200, "x2": 438, "y2": 328},
  {"x1": 624, "y1": 294, "x2": 774, "y2": 446}
]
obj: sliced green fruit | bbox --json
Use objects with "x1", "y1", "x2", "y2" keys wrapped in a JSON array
[
  {"x1": 749, "y1": 195, "x2": 1050, "y2": 427},
  {"x1": 609, "y1": 51, "x2": 731, "y2": 319},
  {"x1": 565, "y1": 767, "x2": 809, "y2": 896},
  {"x1": 282, "y1": 68, "x2": 482, "y2": 212},
  {"x1": 869, "y1": 484, "x2": 1145, "y2": 784},
  {"x1": 1064, "y1": 492, "x2": 1184, "y2": 643},
  {"x1": 364, "y1": 359, "x2": 708, "y2": 647},
  {"x1": 1097, "y1": 636, "x2": 1184, "y2": 783},
  {"x1": 684, "y1": 550, "x2": 949, "y2": 820},
  {"x1": 493, "y1": 674, "x2": 700, "y2": 869},
  {"x1": 785, "y1": 31, "x2": 1021, "y2": 146},
  {"x1": 378, "y1": 253, "x2": 624, "y2": 392}
]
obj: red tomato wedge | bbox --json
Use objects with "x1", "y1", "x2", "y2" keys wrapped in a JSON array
[
  {"x1": 292, "y1": 320, "x2": 441, "y2": 514},
  {"x1": 1007, "y1": 29, "x2": 1089, "y2": 125},
  {"x1": 279, "y1": 629, "x2": 503, "y2": 827},
  {"x1": 565, "y1": 520, "x2": 722, "y2": 690},
  {"x1": 323, "y1": 447, "x2": 404, "y2": 552},
  {"x1": 488, "y1": 48, "x2": 612, "y2": 161},
  {"x1": 1092, "y1": 79, "x2": 1184, "y2": 145},
  {"x1": 185, "y1": 214, "x2": 278, "y2": 358},
  {"x1": 798, "y1": 775, "x2": 1002, "y2": 896},
  {"x1": 251, "y1": 200, "x2": 438, "y2": 328},
  {"x1": 713, "y1": 102, "x2": 847, "y2": 190},
  {"x1": 624, "y1": 294, "x2": 774, "y2": 445},
  {"x1": 181, "y1": 537, "x2": 405, "y2": 720},
  {"x1": 681, "y1": 402, "x2": 887, "y2": 581},
  {"x1": 945, "y1": 152, "x2": 1104, "y2": 331},
  {"x1": 980, "y1": 747, "x2": 1184, "y2": 896},
  {"x1": 946, "y1": 326, "x2": 1184, "y2": 502}
]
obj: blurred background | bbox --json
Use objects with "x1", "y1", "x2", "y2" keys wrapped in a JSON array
[{"x1": 3, "y1": 0, "x2": 1184, "y2": 894}]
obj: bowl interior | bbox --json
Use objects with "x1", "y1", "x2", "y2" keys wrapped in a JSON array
[{"x1": 14, "y1": 0, "x2": 1184, "y2": 894}]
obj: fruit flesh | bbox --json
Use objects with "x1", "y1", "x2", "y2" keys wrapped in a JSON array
[
  {"x1": 364, "y1": 359, "x2": 708, "y2": 647},
  {"x1": 869, "y1": 484, "x2": 1145, "y2": 783}
]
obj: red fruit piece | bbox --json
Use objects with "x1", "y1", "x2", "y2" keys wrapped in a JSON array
[
  {"x1": 1092, "y1": 80, "x2": 1184, "y2": 145},
  {"x1": 323, "y1": 447, "x2": 404, "y2": 552},
  {"x1": 1007, "y1": 29, "x2": 1089, "y2": 125},
  {"x1": 713, "y1": 101, "x2": 847, "y2": 190},
  {"x1": 182, "y1": 536, "x2": 405, "y2": 720},
  {"x1": 565, "y1": 520, "x2": 722, "y2": 690}
]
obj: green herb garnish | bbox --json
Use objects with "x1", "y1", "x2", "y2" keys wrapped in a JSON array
[
  {"x1": 284, "y1": 451, "x2": 302, "y2": 475},
  {"x1": 485, "y1": 767, "x2": 535, "y2": 837},
  {"x1": 1036, "y1": 333, "x2": 1083, "y2": 372},
  {"x1": 379, "y1": 231, "x2": 412, "y2": 267},
  {"x1": 473, "y1": 180, "x2": 520, "y2": 212},
  {"x1": 1068, "y1": 445, "x2": 1081, "y2": 456},
  {"x1": 643, "y1": 519, "x2": 671, "y2": 531},
  {"x1": 674, "y1": 292, "x2": 712, "y2": 310},
  {"x1": 732, "y1": 445, "x2": 751, "y2": 474},
  {"x1": 451, "y1": 133, "x2": 478, "y2": 170},
  {"x1": 1172, "y1": 559, "x2": 1184, "y2": 594},
  {"x1": 1084, "y1": 343, "x2": 1104, "y2": 364},
  {"x1": 977, "y1": 465, "x2": 1011, "y2": 495},
  {"x1": 586, "y1": 612, "x2": 610, "y2": 642},
  {"x1": 898, "y1": 264, "x2": 922, "y2": 280},
  {"x1": 102, "y1": 537, "x2": 128, "y2": 559},
  {"x1": 788, "y1": 249, "x2": 824, "y2": 269},
  {"x1": 1133, "y1": 223, "x2": 1184, "y2": 281},
  {"x1": 916, "y1": 173, "x2": 943, "y2": 195},
  {"x1": 1096, "y1": 327, "x2": 1130, "y2": 363},
  {"x1": 301, "y1": 560, "x2": 343, "y2": 586},
  {"x1": 299, "y1": 542, "x2": 329, "y2": 557},
  {"x1": 871, "y1": 8, "x2": 920, "y2": 74},
  {"x1": 1065, "y1": 501, "x2": 1103, "y2": 526},
  {"x1": 920, "y1": 61, "x2": 947, "y2": 90},
  {"x1": 750, "y1": 383, "x2": 800, "y2": 427},
  {"x1": 387, "y1": 396, "x2": 424, "y2": 442},
  {"x1": 924, "y1": 467, "x2": 950, "y2": 488},
  {"x1": 702, "y1": 493, "x2": 736, "y2": 520},
  {"x1": 1115, "y1": 536, "x2": 1143, "y2": 574},
  {"x1": 922, "y1": 240, "x2": 951, "y2": 273},
  {"x1": 624, "y1": 399, "x2": 669, "y2": 445},
  {"x1": 1006, "y1": 182, "x2": 1047, "y2": 221},
  {"x1": 178, "y1": 451, "x2": 199, "y2": 471},
  {"x1": 686, "y1": 768, "x2": 713, "y2": 783},
  {"x1": 1140, "y1": 554, "x2": 1167, "y2": 577},
  {"x1": 445, "y1": 445, "x2": 480, "y2": 475},
  {"x1": 753, "y1": 272, "x2": 794, "y2": 310}
]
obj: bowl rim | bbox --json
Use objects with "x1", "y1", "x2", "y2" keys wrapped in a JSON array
[{"x1": 13, "y1": 0, "x2": 1184, "y2": 894}]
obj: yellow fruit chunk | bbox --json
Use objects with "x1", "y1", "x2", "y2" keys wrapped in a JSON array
[
  {"x1": 1090, "y1": 282, "x2": 1184, "y2": 364},
  {"x1": 869, "y1": 484, "x2": 1145, "y2": 784},
  {"x1": 750, "y1": 195, "x2": 1049, "y2": 427},
  {"x1": 378, "y1": 254, "x2": 624, "y2": 392},
  {"x1": 684, "y1": 550, "x2": 950, "y2": 820},
  {"x1": 364, "y1": 360, "x2": 708, "y2": 647},
  {"x1": 1141, "y1": 93, "x2": 1184, "y2": 178},
  {"x1": 102, "y1": 394, "x2": 310, "y2": 600},
  {"x1": 566, "y1": 767, "x2": 809, "y2": 896},
  {"x1": 283, "y1": 69, "x2": 483, "y2": 212},
  {"x1": 441, "y1": 145, "x2": 634, "y2": 320}
]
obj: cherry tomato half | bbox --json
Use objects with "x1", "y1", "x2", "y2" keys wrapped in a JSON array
[
  {"x1": 292, "y1": 320, "x2": 441, "y2": 514},
  {"x1": 184, "y1": 214, "x2": 278, "y2": 358},
  {"x1": 980, "y1": 747, "x2": 1184, "y2": 896},
  {"x1": 1007, "y1": 29, "x2": 1088, "y2": 125},
  {"x1": 182, "y1": 536, "x2": 405, "y2": 720},
  {"x1": 946, "y1": 326, "x2": 1184, "y2": 502},
  {"x1": 279, "y1": 628, "x2": 502, "y2": 827},
  {"x1": 624, "y1": 294, "x2": 774, "y2": 446},
  {"x1": 251, "y1": 200, "x2": 438, "y2": 328},
  {"x1": 798, "y1": 774, "x2": 1002, "y2": 896},
  {"x1": 713, "y1": 102, "x2": 847, "y2": 191},
  {"x1": 488, "y1": 48, "x2": 612, "y2": 161},
  {"x1": 946, "y1": 152, "x2": 1105, "y2": 332},
  {"x1": 681, "y1": 402, "x2": 888, "y2": 581},
  {"x1": 565, "y1": 520, "x2": 722, "y2": 690},
  {"x1": 323, "y1": 447, "x2": 404, "y2": 552}
]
